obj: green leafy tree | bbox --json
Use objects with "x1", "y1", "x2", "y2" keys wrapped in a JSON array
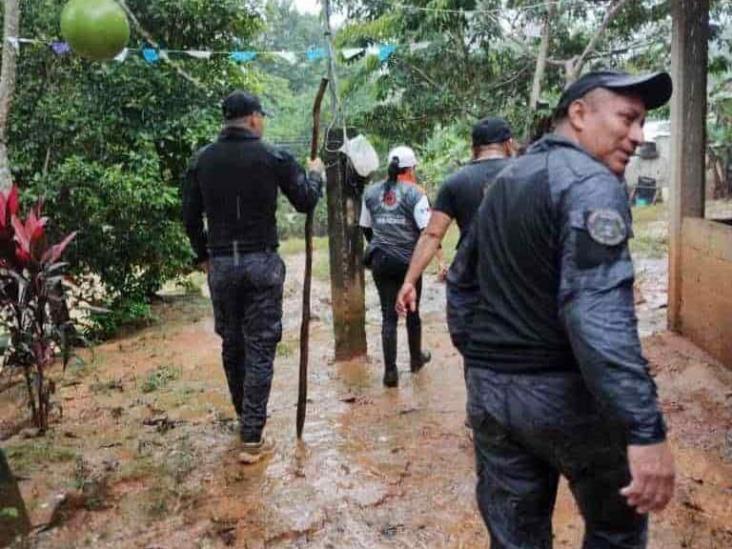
[
  {"x1": 335, "y1": 0, "x2": 674, "y2": 147},
  {"x1": 6, "y1": 0, "x2": 263, "y2": 335}
]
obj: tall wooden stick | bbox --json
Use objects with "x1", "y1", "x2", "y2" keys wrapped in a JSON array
[{"x1": 297, "y1": 77, "x2": 329, "y2": 439}]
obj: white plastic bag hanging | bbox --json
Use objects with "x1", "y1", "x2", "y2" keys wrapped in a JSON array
[{"x1": 339, "y1": 135, "x2": 379, "y2": 177}]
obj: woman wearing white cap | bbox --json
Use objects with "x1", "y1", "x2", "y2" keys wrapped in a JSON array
[{"x1": 359, "y1": 146, "x2": 432, "y2": 387}]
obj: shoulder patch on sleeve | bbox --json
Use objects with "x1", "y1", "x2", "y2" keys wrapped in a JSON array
[{"x1": 586, "y1": 208, "x2": 627, "y2": 246}]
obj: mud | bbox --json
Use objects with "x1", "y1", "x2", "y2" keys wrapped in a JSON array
[{"x1": 0, "y1": 246, "x2": 731, "y2": 547}]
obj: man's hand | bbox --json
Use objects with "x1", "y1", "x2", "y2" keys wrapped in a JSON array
[
  {"x1": 308, "y1": 157, "x2": 326, "y2": 178},
  {"x1": 620, "y1": 442, "x2": 675, "y2": 514},
  {"x1": 396, "y1": 282, "x2": 418, "y2": 316}
]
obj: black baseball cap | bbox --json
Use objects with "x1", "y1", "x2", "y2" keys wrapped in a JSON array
[
  {"x1": 222, "y1": 90, "x2": 268, "y2": 120},
  {"x1": 472, "y1": 117, "x2": 512, "y2": 146},
  {"x1": 554, "y1": 70, "x2": 673, "y2": 118}
]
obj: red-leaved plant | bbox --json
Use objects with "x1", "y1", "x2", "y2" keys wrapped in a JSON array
[{"x1": 0, "y1": 185, "x2": 76, "y2": 432}]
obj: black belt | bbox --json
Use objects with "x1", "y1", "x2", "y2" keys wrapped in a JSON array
[{"x1": 208, "y1": 245, "x2": 277, "y2": 257}]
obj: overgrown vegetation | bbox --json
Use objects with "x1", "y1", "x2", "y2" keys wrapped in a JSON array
[{"x1": 8, "y1": 0, "x2": 263, "y2": 337}]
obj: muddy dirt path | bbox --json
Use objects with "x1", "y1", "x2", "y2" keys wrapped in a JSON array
[{"x1": 2, "y1": 252, "x2": 732, "y2": 548}]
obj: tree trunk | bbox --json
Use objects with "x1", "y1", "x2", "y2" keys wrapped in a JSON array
[
  {"x1": 325, "y1": 129, "x2": 368, "y2": 361},
  {"x1": 0, "y1": 0, "x2": 20, "y2": 191},
  {"x1": 528, "y1": 1, "x2": 555, "y2": 112},
  {"x1": 0, "y1": 448, "x2": 31, "y2": 546}
]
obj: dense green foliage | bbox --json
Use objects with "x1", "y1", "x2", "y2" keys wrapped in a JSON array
[
  {"x1": 335, "y1": 0, "x2": 731, "y2": 193},
  {"x1": 8, "y1": 0, "x2": 263, "y2": 335}
]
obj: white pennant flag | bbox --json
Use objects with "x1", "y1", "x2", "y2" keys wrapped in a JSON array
[
  {"x1": 409, "y1": 42, "x2": 430, "y2": 52},
  {"x1": 6, "y1": 37, "x2": 20, "y2": 51},
  {"x1": 114, "y1": 48, "x2": 129, "y2": 62},
  {"x1": 342, "y1": 48, "x2": 365, "y2": 60},
  {"x1": 274, "y1": 51, "x2": 297, "y2": 64},
  {"x1": 186, "y1": 50, "x2": 213, "y2": 60}
]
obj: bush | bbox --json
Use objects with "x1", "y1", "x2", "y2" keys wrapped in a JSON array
[{"x1": 28, "y1": 153, "x2": 193, "y2": 337}]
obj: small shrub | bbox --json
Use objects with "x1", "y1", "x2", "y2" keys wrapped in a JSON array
[
  {"x1": 141, "y1": 365, "x2": 181, "y2": 393},
  {"x1": 89, "y1": 297, "x2": 155, "y2": 340},
  {"x1": 0, "y1": 185, "x2": 77, "y2": 432}
]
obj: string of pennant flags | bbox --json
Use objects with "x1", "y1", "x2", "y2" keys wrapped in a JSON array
[{"x1": 5, "y1": 36, "x2": 428, "y2": 65}]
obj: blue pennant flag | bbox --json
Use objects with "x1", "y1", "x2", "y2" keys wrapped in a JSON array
[
  {"x1": 379, "y1": 44, "x2": 397, "y2": 62},
  {"x1": 50, "y1": 41, "x2": 71, "y2": 56},
  {"x1": 142, "y1": 48, "x2": 159, "y2": 63},
  {"x1": 306, "y1": 47, "x2": 326, "y2": 61},
  {"x1": 230, "y1": 51, "x2": 257, "y2": 63}
]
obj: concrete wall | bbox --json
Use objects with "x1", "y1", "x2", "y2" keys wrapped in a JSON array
[{"x1": 679, "y1": 217, "x2": 732, "y2": 367}]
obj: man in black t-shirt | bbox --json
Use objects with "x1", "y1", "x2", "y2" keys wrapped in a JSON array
[{"x1": 396, "y1": 117, "x2": 513, "y2": 355}]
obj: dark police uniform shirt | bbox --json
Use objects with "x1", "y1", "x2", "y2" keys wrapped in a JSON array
[
  {"x1": 465, "y1": 133, "x2": 665, "y2": 445},
  {"x1": 433, "y1": 158, "x2": 510, "y2": 247},
  {"x1": 182, "y1": 126, "x2": 321, "y2": 263}
]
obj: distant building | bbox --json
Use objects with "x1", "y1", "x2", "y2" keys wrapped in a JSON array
[{"x1": 625, "y1": 120, "x2": 671, "y2": 203}]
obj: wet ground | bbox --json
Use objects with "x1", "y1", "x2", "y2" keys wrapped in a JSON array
[{"x1": 1, "y1": 211, "x2": 732, "y2": 547}]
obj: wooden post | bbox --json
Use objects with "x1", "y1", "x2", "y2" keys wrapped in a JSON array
[
  {"x1": 668, "y1": 0, "x2": 708, "y2": 331},
  {"x1": 325, "y1": 129, "x2": 368, "y2": 360},
  {"x1": 0, "y1": 448, "x2": 31, "y2": 545}
]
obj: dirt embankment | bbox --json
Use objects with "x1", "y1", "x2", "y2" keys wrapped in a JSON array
[{"x1": 0, "y1": 252, "x2": 731, "y2": 548}]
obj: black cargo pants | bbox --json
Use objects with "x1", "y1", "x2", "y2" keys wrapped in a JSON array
[
  {"x1": 466, "y1": 367, "x2": 648, "y2": 549},
  {"x1": 208, "y1": 252, "x2": 285, "y2": 443}
]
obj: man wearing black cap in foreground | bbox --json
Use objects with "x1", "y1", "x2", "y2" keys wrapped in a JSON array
[
  {"x1": 183, "y1": 91, "x2": 324, "y2": 463},
  {"x1": 395, "y1": 117, "x2": 514, "y2": 357},
  {"x1": 464, "y1": 71, "x2": 676, "y2": 547}
]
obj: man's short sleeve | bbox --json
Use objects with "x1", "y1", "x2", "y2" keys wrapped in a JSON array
[{"x1": 433, "y1": 178, "x2": 457, "y2": 219}]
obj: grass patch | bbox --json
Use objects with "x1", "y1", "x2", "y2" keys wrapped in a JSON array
[
  {"x1": 276, "y1": 339, "x2": 297, "y2": 358},
  {"x1": 278, "y1": 236, "x2": 329, "y2": 256},
  {"x1": 630, "y1": 203, "x2": 668, "y2": 259},
  {"x1": 631, "y1": 203, "x2": 667, "y2": 225},
  {"x1": 89, "y1": 378, "x2": 124, "y2": 395},
  {"x1": 6, "y1": 440, "x2": 77, "y2": 474},
  {"x1": 140, "y1": 365, "x2": 181, "y2": 393},
  {"x1": 630, "y1": 233, "x2": 668, "y2": 259}
]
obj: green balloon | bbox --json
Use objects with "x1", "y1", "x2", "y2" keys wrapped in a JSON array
[{"x1": 60, "y1": 0, "x2": 130, "y2": 61}]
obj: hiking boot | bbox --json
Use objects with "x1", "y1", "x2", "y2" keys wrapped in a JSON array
[
  {"x1": 383, "y1": 367, "x2": 399, "y2": 388},
  {"x1": 410, "y1": 350, "x2": 431, "y2": 373},
  {"x1": 238, "y1": 433, "x2": 276, "y2": 464}
]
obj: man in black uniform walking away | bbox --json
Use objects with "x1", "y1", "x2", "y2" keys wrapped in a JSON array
[
  {"x1": 183, "y1": 91, "x2": 323, "y2": 463},
  {"x1": 396, "y1": 117, "x2": 514, "y2": 357},
  {"x1": 465, "y1": 71, "x2": 675, "y2": 547}
]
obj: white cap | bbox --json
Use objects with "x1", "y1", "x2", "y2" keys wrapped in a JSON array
[{"x1": 387, "y1": 145, "x2": 418, "y2": 168}]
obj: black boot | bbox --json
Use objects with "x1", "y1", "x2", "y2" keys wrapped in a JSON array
[
  {"x1": 382, "y1": 326, "x2": 398, "y2": 387},
  {"x1": 383, "y1": 366, "x2": 399, "y2": 387},
  {"x1": 407, "y1": 314, "x2": 430, "y2": 373},
  {"x1": 410, "y1": 350, "x2": 431, "y2": 373}
]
